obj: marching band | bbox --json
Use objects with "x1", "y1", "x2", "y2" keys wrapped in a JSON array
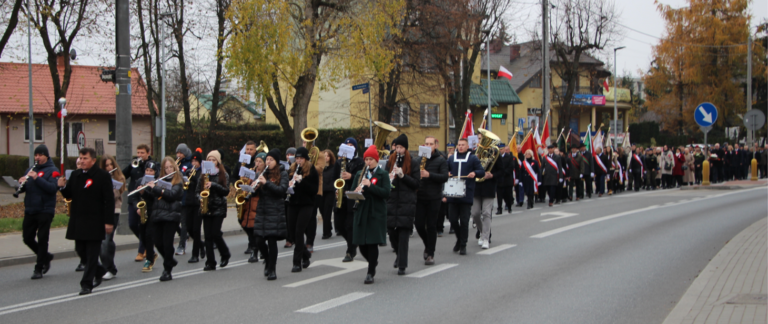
[{"x1": 20, "y1": 119, "x2": 654, "y2": 293}]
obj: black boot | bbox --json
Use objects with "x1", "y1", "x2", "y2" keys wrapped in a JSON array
[
  {"x1": 495, "y1": 208, "x2": 502, "y2": 215},
  {"x1": 248, "y1": 251, "x2": 258, "y2": 263},
  {"x1": 364, "y1": 273, "x2": 374, "y2": 284}
]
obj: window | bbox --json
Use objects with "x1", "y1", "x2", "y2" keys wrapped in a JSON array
[
  {"x1": 420, "y1": 104, "x2": 439, "y2": 127},
  {"x1": 108, "y1": 120, "x2": 116, "y2": 142},
  {"x1": 530, "y1": 72, "x2": 541, "y2": 88},
  {"x1": 24, "y1": 118, "x2": 43, "y2": 142},
  {"x1": 64, "y1": 122, "x2": 83, "y2": 144},
  {"x1": 449, "y1": 111, "x2": 456, "y2": 128},
  {"x1": 391, "y1": 103, "x2": 410, "y2": 126}
]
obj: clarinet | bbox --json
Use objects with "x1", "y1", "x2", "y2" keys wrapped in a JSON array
[{"x1": 13, "y1": 162, "x2": 38, "y2": 198}]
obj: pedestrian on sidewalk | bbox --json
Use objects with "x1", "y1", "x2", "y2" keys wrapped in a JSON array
[
  {"x1": 58, "y1": 148, "x2": 115, "y2": 295},
  {"x1": 18, "y1": 144, "x2": 59, "y2": 280},
  {"x1": 98, "y1": 155, "x2": 125, "y2": 281},
  {"x1": 352, "y1": 145, "x2": 391, "y2": 284}
]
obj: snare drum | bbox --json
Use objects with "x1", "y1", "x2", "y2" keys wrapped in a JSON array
[{"x1": 443, "y1": 177, "x2": 466, "y2": 198}]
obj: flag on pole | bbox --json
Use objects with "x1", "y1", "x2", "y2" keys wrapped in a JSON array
[
  {"x1": 498, "y1": 66, "x2": 513, "y2": 80},
  {"x1": 557, "y1": 132, "x2": 566, "y2": 153},
  {"x1": 583, "y1": 124, "x2": 593, "y2": 155},
  {"x1": 603, "y1": 78, "x2": 610, "y2": 92},
  {"x1": 460, "y1": 109, "x2": 474, "y2": 139},
  {"x1": 593, "y1": 129, "x2": 603, "y2": 151},
  {"x1": 520, "y1": 130, "x2": 540, "y2": 165},
  {"x1": 541, "y1": 113, "x2": 551, "y2": 146},
  {"x1": 509, "y1": 133, "x2": 518, "y2": 155},
  {"x1": 478, "y1": 109, "x2": 489, "y2": 130},
  {"x1": 622, "y1": 131, "x2": 631, "y2": 148}
]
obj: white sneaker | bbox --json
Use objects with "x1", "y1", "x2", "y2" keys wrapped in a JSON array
[
  {"x1": 478, "y1": 238, "x2": 484, "y2": 246},
  {"x1": 482, "y1": 241, "x2": 489, "y2": 249},
  {"x1": 102, "y1": 272, "x2": 115, "y2": 280}
]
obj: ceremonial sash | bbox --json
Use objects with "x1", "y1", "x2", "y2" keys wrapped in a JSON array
[
  {"x1": 523, "y1": 160, "x2": 538, "y2": 193},
  {"x1": 633, "y1": 154, "x2": 644, "y2": 174},
  {"x1": 594, "y1": 154, "x2": 607, "y2": 173},
  {"x1": 545, "y1": 156, "x2": 559, "y2": 174}
]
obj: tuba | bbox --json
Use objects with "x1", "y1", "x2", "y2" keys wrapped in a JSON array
[
  {"x1": 373, "y1": 121, "x2": 397, "y2": 159},
  {"x1": 301, "y1": 128, "x2": 320, "y2": 165},
  {"x1": 255, "y1": 140, "x2": 269, "y2": 154},
  {"x1": 475, "y1": 128, "x2": 501, "y2": 182},
  {"x1": 137, "y1": 200, "x2": 148, "y2": 224}
]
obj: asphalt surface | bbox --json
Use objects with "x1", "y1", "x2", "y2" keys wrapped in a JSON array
[{"x1": 0, "y1": 187, "x2": 765, "y2": 324}]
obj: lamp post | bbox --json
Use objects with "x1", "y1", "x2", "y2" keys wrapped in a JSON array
[
  {"x1": 58, "y1": 98, "x2": 66, "y2": 173},
  {"x1": 483, "y1": 29, "x2": 492, "y2": 132},
  {"x1": 159, "y1": 12, "x2": 173, "y2": 157},
  {"x1": 613, "y1": 46, "x2": 625, "y2": 145},
  {"x1": 27, "y1": 0, "x2": 33, "y2": 167}
]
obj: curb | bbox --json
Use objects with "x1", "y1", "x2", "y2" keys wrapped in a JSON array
[
  {"x1": 0, "y1": 228, "x2": 246, "y2": 269},
  {"x1": 681, "y1": 184, "x2": 766, "y2": 190}
]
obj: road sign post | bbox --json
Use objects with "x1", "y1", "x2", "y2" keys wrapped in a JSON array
[
  {"x1": 353, "y1": 83, "x2": 372, "y2": 139},
  {"x1": 695, "y1": 103, "x2": 717, "y2": 186},
  {"x1": 743, "y1": 109, "x2": 765, "y2": 181}
]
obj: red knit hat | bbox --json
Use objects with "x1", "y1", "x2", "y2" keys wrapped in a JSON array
[{"x1": 363, "y1": 145, "x2": 379, "y2": 162}]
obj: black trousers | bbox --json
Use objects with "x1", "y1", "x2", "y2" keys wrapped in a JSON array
[
  {"x1": 415, "y1": 199, "x2": 441, "y2": 258},
  {"x1": 632, "y1": 172, "x2": 643, "y2": 191},
  {"x1": 288, "y1": 204, "x2": 313, "y2": 266},
  {"x1": 334, "y1": 203, "x2": 357, "y2": 256},
  {"x1": 177, "y1": 205, "x2": 188, "y2": 249},
  {"x1": 139, "y1": 221, "x2": 155, "y2": 261},
  {"x1": 75, "y1": 240, "x2": 106, "y2": 289},
  {"x1": 257, "y1": 236, "x2": 278, "y2": 272},
  {"x1": 388, "y1": 227, "x2": 410, "y2": 270},
  {"x1": 585, "y1": 175, "x2": 593, "y2": 197},
  {"x1": 184, "y1": 205, "x2": 204, "y2": 258},
  {"x1": 305, "y1": 195, "x2": 321, "y2": 246},
  {"x1": 358, "y1": 244, "x2": 379, "y2": 275},
  {"x1": 436, "y1": 200, "x2": 448, "y2": 232},
  {"x1": 545, "y1": 185, "x2": 557, "y2": 203},
  {"x1": 527, "y1": 193, "x2": 535, "y2": 208},
  {"x1": 320, "y1": 192, "x2": 335, "y2": 238},
  {"x1": 153, "y1": 220, "x2": 178, "y2": 272},
  {"x1": 244, "y1": 227, "x2": 256, "y2": 250},
  {"x1": 203, "y1": 216, "x2": 230, "y2": 267},
  {"x1": 448, "y1": 203, "x2": 472, "y2": 247},
  {"x1": 22, "y1": 213, "x2": 53, "y2": 272},
  {"x1": 569, "y1": 178, "x2": 584, "y2": 199}
]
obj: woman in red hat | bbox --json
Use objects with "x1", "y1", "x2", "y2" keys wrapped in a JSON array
[{"x1": 352, "y1": 145, "x2": 391, "y2": 284}]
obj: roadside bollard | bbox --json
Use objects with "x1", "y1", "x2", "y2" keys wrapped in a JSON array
[
  {"x1": 751, "y1": 158, "x2": 758, "y2": 181},
  {"x1": 702, "y1": 160, "x2": 710, "y2": 186}
]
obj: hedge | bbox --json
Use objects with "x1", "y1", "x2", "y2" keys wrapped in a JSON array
[
  {"x1": 628, "y1": 121, "x2": 732, "y2": 148},
  {"x1": 0, "y1": 155, "x2": 79, "y2": 179},
  {"x1": 165, "y1": 127, "x2": 371, "y2": 168}
]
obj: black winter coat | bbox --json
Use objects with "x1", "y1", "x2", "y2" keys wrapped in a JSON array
[
  {"x1": 540, "y1": 153, "x2": 562, "y2": 186},
  {"x1": 182, "y1": 168, "x2": 201, "y2": 207},
  {"x1": 198, "y1": 172, "x2": 230, "y2": 218},
  {"x1": 254, "y1": 167, "x2": 289, "y2": 239},
  {"x1": 386, "y1": 157, "x2": 420, "y2": 229},
  {"x1": 21, "y1": 159, "x2": 59, "y2": 215},
  {"x1": 474, "y1": 157, "x2": 503, "y2": 198},
  {"x1": 147, "y1": 182, "x2": 184, "y2": 223},
  {"x1": 520, "y1": 158, "x2": 540, "y2": 195},
  {"x1": 417, "y1": 152, "x2": 449, "y2": 201},
  {"x1": 322, "y1": 166, "x2": 335, "y2": 193},
  {"x1": 288, "y1": 164, "x2": 319, "y2": 206},
  {"x1": 60, "y1": 166, "x2": 115, "y2": 241},
  {"x1": 500, "y1": 154, "x2": 516, "y2": 187},
  {"x1": 123, "y1": 156, "x2": 154, "y2": 203}
]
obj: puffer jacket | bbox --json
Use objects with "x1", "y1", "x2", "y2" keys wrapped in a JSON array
[
  {"x1": 322, "y1": 165, "x2": 335, "y2": 193},
  {"x1": 21, "y1": 159, "x2": 59, "y2": 215},
  {"x1": 198, "y1": 172, "x2": 230, "y2": 218},
  {"x1": 147, "y1": 182, "x2": 184, "y2": 223},
  {"x1": 182, "y1": 168, "x2": 201, "y2": 207},
  {"x1": 288, "y1": 163, "x2": 319, "y2": 206},
  {"x1": 386, "y1": 157, "x2": 420, "y2": 229},
  {"x1": 254, "y1": 166, "x2": 289, "y2": 239},
  {"x1": 417, "y1": 150, "x2": 449, "y2": 201}
]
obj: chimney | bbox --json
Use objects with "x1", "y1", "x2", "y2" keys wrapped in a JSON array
[
  {"x1": 56, "y1": 52, "x2": 66, "y2": 68},
  {"x1": 510, "y1": 45, "x2": 521, "y2": 62}
]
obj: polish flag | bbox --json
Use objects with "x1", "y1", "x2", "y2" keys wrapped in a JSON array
[
  {"x1": 603, "y1": 78, "x2": 610, "y2": 92},
  {"x1": 498, "y1": 66, "x2": 513, "y2": 80},
  {"x1": 541, "y1": 115, "x2": 550, "y2": 146},
  {"x1": 461, "y1": 110, "x2": 474, "y2": 139}
]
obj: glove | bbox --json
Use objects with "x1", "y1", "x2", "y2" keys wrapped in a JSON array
[
  {"x1": 629, "y1": 169, "x2": 632, "y2": 173},
  {"x1": 590, "y1": 172, "x2": 594, "y2": 178},
  {"x1": 559, "y1": 178, "x2": 563, "y2": 183},
  {"x1": 537, "y1": 182, "x2": 541, "y2": 186},
  {"x1": 579, "y1": 174, "x2": 583, "y2": 179}
]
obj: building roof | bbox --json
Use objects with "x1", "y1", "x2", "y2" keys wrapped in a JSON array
[
  {"x1": 480, "y1": 41, "x2": 609, "y2": 93},
  {"x1": 469, "y1": 83, "x2": 498, "y2": 107},
  {"x1": 481, "y1": 79, "x2": 522, "y2": 104},
  {"x1": 193, "y1": 93, "x2": 261, "y2": 116},
  {"x1": 0, "y1": 62, "x2": 153, "y2": 116}
]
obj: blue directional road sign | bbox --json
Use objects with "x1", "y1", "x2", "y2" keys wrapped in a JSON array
[
  {"x1": 518, "y1": 118, "x2": 525, "y2": 134},
  {"x1": 352, "y1": 83, "x2": 369, "y2": 91},
  {"x1": 694, "y1": 102, "x2": 718, "y2": 127}
]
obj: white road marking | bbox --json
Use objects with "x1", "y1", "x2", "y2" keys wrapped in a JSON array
[
  {"x1": 295, "y1": 292, "x2": 374, "y2": 314},
  {"x1": 539, "y1": 211, "x2": 579, "y2": 222},
  {"x1": 283, "y1": 258, "x2": 369, "y2": 288},
  {"x1": 0, "y1": 241, "x2": 349, "y2": 316},
  {"x1": 406, "y1": 263, "x2": 458, "y2": 278},
  {"x1": 476, "y1": 244, "x2": 516, "y2": 255},
  {"x1": 531, "y1": 187, "x2": 767, "y2": 239}
]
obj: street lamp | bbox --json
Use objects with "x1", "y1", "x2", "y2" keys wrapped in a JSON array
[
  {"x1": 58, "y1": 98, "x2": 67, "y2": 173},
  {"x1": 613, "y1": 46, "x2": 625, "y2": 145},
  {"x1": 159, "y1": 12, "x2": 173, "y2": 157},
  {"x1": 483, "y1": 29, "x2": 492, "y2": 132}
]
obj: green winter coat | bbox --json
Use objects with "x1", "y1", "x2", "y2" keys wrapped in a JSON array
[{"x1": 352, "y1": 166, "x2": 391, "y2": 245}]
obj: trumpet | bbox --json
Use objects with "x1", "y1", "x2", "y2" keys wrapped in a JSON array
[
  {"x1": 175, "y1": 157, "x2": 181, "y2": 166},
  {"x1": 13, "y1": 161, "x2": 37, "y2": 198},
  {"x1": 200, "y1": 174, "x2": 210, "y2": 214},
  {"x1": 137, "y1": 200, "x2": 147, "y2": 224},
  {"x1": 131, "y1": 157, "x2": 141, "y2": 168},
  {"x1": 183, "y1": 167, "x2": 196, "y2": 190}
]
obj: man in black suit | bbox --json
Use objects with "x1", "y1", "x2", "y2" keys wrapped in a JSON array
[
  {"x1": 496, "y1": 145, "x2": 516, "y2": 214},
  {"x1": 58, "y1": 148, "x2": 115, "y2": 295}
]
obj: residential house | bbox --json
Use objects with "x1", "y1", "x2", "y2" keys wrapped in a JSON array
[
  {"x1": 177, "y1": 92, "x2": 266, "y2": 125},
  {"x1": 0, "y1": 61, "x2": 153, "y2": 157}
]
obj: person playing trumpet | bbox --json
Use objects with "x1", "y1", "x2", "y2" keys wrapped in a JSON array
[{"x1": 121, "y1": 144, "x2": 154, "y2": 262}]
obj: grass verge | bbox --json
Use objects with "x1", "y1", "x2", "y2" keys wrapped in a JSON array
[{"x1": 0, "y1": 214, "x2": 69, "y2": 234}]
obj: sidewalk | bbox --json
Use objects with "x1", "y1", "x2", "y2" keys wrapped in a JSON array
[
  {"x1": 662, "y1": 218, "x2": 767, "y2": 324},
  {"x1": 682, "y1": 179, "x2": 768, "y2": 191},
  {"x1": 0, "y1": 208, "x2": 249, "y2": 268}
]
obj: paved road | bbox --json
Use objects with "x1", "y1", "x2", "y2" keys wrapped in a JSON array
[{"x1": 0, "y1": 187, "x2": 765, "y2": 324}]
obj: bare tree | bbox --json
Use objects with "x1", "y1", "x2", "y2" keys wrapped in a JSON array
[
  {"x1": 165, "y1": 0, "x2": 195, "y2": 134},
  {"x1": 207, "y1": 0, "x2": 232, "y2": 132},
  {"x1": 135, "y1": 0, "x2": 162, "y2": 153},
  {"x1": 0, "y1": 0, "x2": 23, "y2": 57}
]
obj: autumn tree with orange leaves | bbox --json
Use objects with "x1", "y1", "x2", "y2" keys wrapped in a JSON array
[{"x1": 643, "y1": 0, "x2": 765, "y2": 136}]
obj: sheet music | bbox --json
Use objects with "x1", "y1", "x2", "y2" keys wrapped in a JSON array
[
  {"x1": 156, "y1": 180, "x2": 172, "y2": 191},
  {"x1": 111, "y1": 179, "x2": 124, "y2": 190},
  {"x1": 202, "y1": 161, "x2": 216, "y2": 174},
  {"x1": 338, "y1": 144, "x2": 355, "y2": 159},
  {"x1": 141, "y1": 174, "x2": 155, "y2": 185},
  {"x1": 239, "y1": 153, "x2": 252, "y2": 165},
  {"x1": 65, "y1": 170, "x2": 74, "y2": 180},
  {"x1": 419, "y1": 145, "x2": 432, "y2": 159}
]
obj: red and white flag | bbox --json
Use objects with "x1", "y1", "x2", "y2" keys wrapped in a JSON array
[
  {"x1": 541, "y1": 114, "x2": 550, "y2": 146},
  {"x1": 460, "y1": 109, "x2": 474, "y2": 139},
  {"x1": 498, "y1": 66, "x2": 513, "y2": 80},
  {"x1": 603, "y1": 78, "x2": 610, "y2": 92}
]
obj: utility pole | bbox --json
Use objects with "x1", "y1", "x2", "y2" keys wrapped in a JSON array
[
  {"x1": 486, "y1": 31, "x2": 492, "y2": 132},
  {"x1": 541, "y1": 0, "x2": 550, "y2": 135},
  {"x1": 746, "y1": 35, "x2": 752, "y2": 148},
  {"x1": 115, "y1": 0, "x2": 132, "y2": 234},
  {"x1": 27, "y1": 0, "x2": 33, "y2": 166}
]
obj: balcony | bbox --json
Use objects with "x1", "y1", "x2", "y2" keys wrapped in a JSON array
[{"x1": 552, "y1": 86, "x2": 603, "y2": 101}]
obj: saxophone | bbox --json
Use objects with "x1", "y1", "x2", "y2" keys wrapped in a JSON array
[
  {"x1": 64, "y1": 198, "x2": 72, "y2": 216},
  {"x1": 335, "y1": 157, "x2": 347, "y2": 209},
  {"x1": 137, "y1": 200, "x2": 147, "y2": 224},
  {"x1": 200, "y1": 174, "x2": 210, "y2": 214}
]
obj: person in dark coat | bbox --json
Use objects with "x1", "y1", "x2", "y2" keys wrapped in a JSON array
[
  {"x1": 137, "y1": 162, "x2": 159, "y2": 273},
  {"x1": 19, "y1": 144, "x2": 59, "y2": 279},
  {"x1": 320, "y1": 150, "x2": 337, "y2": 239},
  {"x1": 568, "y1": 145, "x2": 586, "y2": 200},
  {"x1": 446, "y1": 138, "x2": 485, "y2": 255},
  {"x1": 184, "y1": 150, "x2": 205, "y2": 263},
  {"x1": 58, "y1": 148, "x2": 115, "y2": 295},
  {"x1": 144, "y1": 157, "x2": 184, "y2": 281},
  {"x1": 496, "y1": 145, "x2": 515, "y2": 214},
  {"x1": 493, "y1": 143, "x2": 507, "y2": 215},
  {"x1": 174, "y1": 143, "x2": 193, "y2": 255},
  {"x1": 472, "y1": 145, "x2": 502, "y2": 250},
  {"x1": 352, "y1": 145, "x2": 391, "y2": 284},
  {"x1": 540, "y1": 144, "x2": 562, "y2": 206},
  {"x1": 593, "y1": 147, "x2": 608, "y2": 196},
  {"x1": 416, "y1": 136, "x2": 449, "y2": 264},
  {"x1": 254, "y1": 149, "x2": 289, "y2": 280},
  {"x1": 199, "y1": 150, "x2": 231, "y2": 271},
  {"x1": 286, "y1": 147, "x2": 320, "y2": 272},
  {"x1": 520, "y1": 149, "x2": 540, "y2": 209},
  {"x1": 579, "y1": 144, "x2": 594, "y2": 198},
  {"x1": 386, "y1": 135, "x2": 420, "y2": 274},
  {"x1": 334, "y1": 138, "x2": 365, "y2": 262},
  {"x1": 629, "y1": 149, "x2": 644, "y2": 191},
  {"x1": 122, "y1": 144, "x2": 154, "y2": 262}
]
